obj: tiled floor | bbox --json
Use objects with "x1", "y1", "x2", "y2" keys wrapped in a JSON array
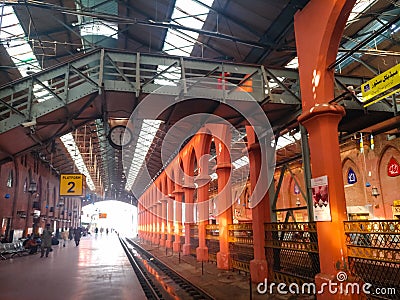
[{"x1": 0, "y1": 234, "x2": 145, "y2": 300}]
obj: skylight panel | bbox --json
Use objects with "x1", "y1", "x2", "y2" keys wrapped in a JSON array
[
  {"x1": 80, "y1": 20, "x2": 118, "y2": 39},
  {"x1": 285, "y1": 57, "x2": 298, "y2": 69},
  {"x1": 0, "y1": 5, "x2": 41, "y2": 76},
  {"x1": 232, "y1": 156, "x2": 249, "y2": 169},
  {"x1": 347, "y1": 0, "x2": 377, "y2": 25},
  {"x1": 162, "y1": 0, "x2": 214, "y2": 56},
  {"x1": 125, "y1": 119, "x2": 162, "y2": 190},
  {"x1": 60, "y1": 133, "x2": 96, "y2": 191},
  {"x1": 0, "y1": 4, "x2": 96, "y2": 191},
  {"x1": 276, "y1": 132, "x2": 301, "y2": 150}
]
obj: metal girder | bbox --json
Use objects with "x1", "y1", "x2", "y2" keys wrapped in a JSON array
[
  {"x1": 0, "y1": 48, "x2": 372, "y2": 135},
  {"x1": 245, "y1": 0, "x2": 310, "y2": 64},
  {"x1": 330, "y1": 13, "x2": 400, "y2": 69}
]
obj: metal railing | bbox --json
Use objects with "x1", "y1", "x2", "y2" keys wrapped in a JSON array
[
  {"x1": 228, "y1": 223, "x2": 253, "y2": 273},
  {"x1": 264, "y1": 222, "x2": 320, "y2": 283},
  {"x1": 206, "y1": 224, "x2": 220, "y2": 263},
  {"x1": 190, "y1": 224, "x2": 199, "y2": 256},
  {"x1": 344, "y1": 220, "x2": 400, "y2": 300}
]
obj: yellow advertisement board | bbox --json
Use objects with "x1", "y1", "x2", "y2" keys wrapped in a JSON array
[
  {"x1": 59, "y1": 173, "x2": 85, "y2": 196},
  {"x1": 361, "y1": 63, "x2": 400, "y2": 107}
]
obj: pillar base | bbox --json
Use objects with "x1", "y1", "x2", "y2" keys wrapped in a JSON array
[
  {"x1": 217, "y1": 251, "x2": 231, "y2": 270},
  {"x1": 196, "y1": 246, "x2": 208, "y2": 262},
  {"x1": 166, "y1": 239, "x2": 173, "y2": 248},
  {"x1": 315, "y1": 273, "x2": 360, "y2": 299},
  {"x1": 173, "y1": 241, "x2": 181, "y2": 252},
  {"x1": 159, "y1": 238, "x2": 166, "y2": 246},
  {"x1": 182, "y1": 244, "x2": 191, "y2": 255},
  {"x1": 153, "y1": 236, "x2": 159, "y2": 245},
  {"x1": 250, "y1": 259, "x2": 268, "y2": 283}
]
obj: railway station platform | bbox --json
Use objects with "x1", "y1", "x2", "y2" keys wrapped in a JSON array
[
  {"x1": 0, "y1": 234, "x2": 146, "y2": 300},
  {"x1": 0, "y1": 233, "x2": 316, "y2": 300}
]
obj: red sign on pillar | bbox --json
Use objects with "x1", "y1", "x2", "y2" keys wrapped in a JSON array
[{"x1": 387, "y1": 157, "x2": 400, "y2": 177}]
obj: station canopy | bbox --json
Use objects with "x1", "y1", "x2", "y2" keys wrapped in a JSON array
[{"x1": 0, "y1": 0, "x2": 399, "y2": 204}]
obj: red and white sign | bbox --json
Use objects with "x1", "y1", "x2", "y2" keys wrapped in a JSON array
[{"x1": 387, "y1": 157, "x2": 400, "y2": 177}]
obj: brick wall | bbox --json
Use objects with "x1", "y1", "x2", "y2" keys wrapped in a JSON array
[
  {"x1": 273, "y1": 133, "x2": 400, "y2": 221},
  {"x1": 0, "y1": 153, "x2": 81, "y2": 241}
]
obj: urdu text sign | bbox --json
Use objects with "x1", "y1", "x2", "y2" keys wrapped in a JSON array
[
  {"x1": 361, "y1": 63, "x2": 400, "y2": 107},
  {"x1": 60, "y1": 174, "x2": 84, "y2": 196}
]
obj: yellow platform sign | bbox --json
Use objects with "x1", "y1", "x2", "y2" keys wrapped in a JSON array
[
  {"x1": 361, "y1": 63, "x2": 400, "y2": 107},
  {"x1": 59, "y1": 173, "x2": 85, "y2": 196}
]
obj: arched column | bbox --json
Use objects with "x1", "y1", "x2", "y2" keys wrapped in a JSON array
[
  {"x1": 214, "y1": 124, "x2": 233, "y2": 270},
  {"x1": 159, "y1": 178, "x2": 168, "y2": 246},
  {"x1": 294, "y1": 0, "x2": 356, "y2": 297},
  {"x1": 138, "y1": 202, "x2": 142, "y2": 238},
  {"x1": 195, "y1": 132, "x2": 212, "y2": 262},
  {"x1": 182, "y1": 185, "x2": 194, "y2": 255},
  {"x1": 149, "y1": 204, "x2": 155, "y2": 243},
  {"x1": 144, "y1": 196, "x2": 150, "y2": 241},
  {"x1": 182, "y1": 147, "x2": 196, "y2": 256},
  {"x1": 166, "y1": 176, "x2": 175, "y2": 249},
  {"x1": 173, "y1": 187, "x2": 184, "y2": 252},
  {"x1": 247, "y1": 126, "x2": 270, "y2": 282},
  {"x1": 157, "y1": 201, "x2": 165, "y2": 246},
  {"x1": 173, "y1": 160, "x2": 184, "y2": 252}
]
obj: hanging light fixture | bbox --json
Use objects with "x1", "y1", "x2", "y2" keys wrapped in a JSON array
[
  {"x1": 371, "y1": 187, "x2": 380, "y2": 198},
  {"x1": 28, "y1": 180, "x2": 37, "y2": 193}
]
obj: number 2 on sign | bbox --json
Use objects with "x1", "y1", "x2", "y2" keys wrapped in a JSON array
[{"x1": 67, "y1": 182, "x2": 75, "y2": 193}]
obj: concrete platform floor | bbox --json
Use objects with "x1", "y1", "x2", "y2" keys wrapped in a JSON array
[{"x1": 0, "y1": 234, "x2": 146, "y2": 300}]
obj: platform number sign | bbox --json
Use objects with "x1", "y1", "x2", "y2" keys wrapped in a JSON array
[{"x1": 60, "y1": 174, "x2": 85, "y2": 196}]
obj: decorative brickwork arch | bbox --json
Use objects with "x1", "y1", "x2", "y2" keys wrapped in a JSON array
[
  {"x1": 377, "y1": 146, "x2": 400, "y2": 219},
  {"x1": 342, "y1": 157, "x2": 367, "y2": 208}
]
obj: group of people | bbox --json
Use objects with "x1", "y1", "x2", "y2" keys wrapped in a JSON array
[
  {"x1": 22, "y1": 225, "x2": 84, "y2": 258},
  {"x1": 94, "y1": 227, "x2": 110, "y2": 235}
]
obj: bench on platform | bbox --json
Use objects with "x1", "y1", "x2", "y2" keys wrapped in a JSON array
[{"x1": 0, "y1": 241, "x2": 29, "y2": 259}]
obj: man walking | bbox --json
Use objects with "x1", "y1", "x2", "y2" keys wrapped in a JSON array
[{"x1": 40, "y1": 223, "x2": 53, "y2": 258}]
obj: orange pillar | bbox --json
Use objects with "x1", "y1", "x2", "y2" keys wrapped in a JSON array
[
  {"x1": 150, "y1": 205, "x2": 156, "y2": 243},
  {"x1": 138, "y1": 203, "x2": 142, "y2": 238},
  {"x1": 294, "y1": 1, "x2": 356, "y2": 298},
  {"x1": 145, "y1": 198, "x2": 151, "y2": 242},
  {"x1": 159, "y1": 199, "x2": 166, "y2": 246},
  {"x1": 215, "y1": 126, "x2": 233, "y2": 270},
  {"x1": 182, "y1": 186, "x2": 194, "y2": 255},
  {"x1": 195, "y1": 154, "x2": 210, "y2": 262},
  {"x1": 247, "y1": 126, "x2": 270, "y2": 283},
  {"x1": 195, "y1": 178, "x2": 209, "y2": 261},
  {"x1": 173, "y1": 187, "x2": 183, "y2": 252},
  {"x1": 216, "y1": 164, "x2": 232, "y2": 269},
  {"x1": 166, "y1": 196, "x2": 174, "y2": 248},
  {"x1": 152, "y1": 201, "x2": 158, "y2": 244}
]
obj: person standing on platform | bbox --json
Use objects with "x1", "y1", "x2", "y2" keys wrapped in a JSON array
[
  {"x1": 40, "y1": 224, "x2": 53, "y2": 258},
  {"x1": 61, "y1": 228, "x2": 69, "y2": 247},
  {"x1": 74, "y1": 227, "x2": 82, "y2": 246}
]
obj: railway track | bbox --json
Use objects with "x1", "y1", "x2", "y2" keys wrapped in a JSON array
[{"x1": 120, "y1": 237, "x2": 215, "y2": 300}]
